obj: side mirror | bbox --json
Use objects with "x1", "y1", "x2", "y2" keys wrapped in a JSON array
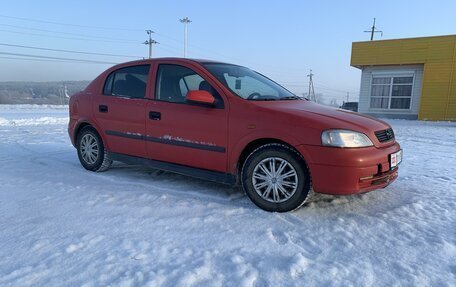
[{"x1": 186, "y1": 90, "x2": 216, "y2": 106}]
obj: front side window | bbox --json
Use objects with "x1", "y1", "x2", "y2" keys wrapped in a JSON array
[
  {"x1": 370, "y1": 75, "x2": 413, "y2": 109},
  {"x1": 156, "y1": 64, "x2": 223, "y2": 107},
  {"x1": 103, "y1": 65, "x2": 150, "y2": 98},
  {"x1": 204, "y1": 63, "x2": 300, "y2": 101}
]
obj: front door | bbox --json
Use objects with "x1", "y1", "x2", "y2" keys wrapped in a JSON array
[{"x1": 145, "y1": 63, "x2": 229, "y2": 172}]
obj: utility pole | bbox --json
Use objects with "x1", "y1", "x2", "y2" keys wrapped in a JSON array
[
  {"x1": 307, "y1": 69, "x2": 316, "y2": 102},
  {"x1": 143, "y1": 30, "x2": 158, "y2": 59},
  {"x1": 364, "y1": 18, "x2": 383, "y2": 41},
  {"x1": 346, "y1": 92, "x2": 349, "y2": 103},
  {"x1": 179, "y1": 17, "x2": 192, "y2": 58}
]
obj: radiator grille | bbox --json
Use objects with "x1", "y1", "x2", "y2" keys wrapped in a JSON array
[{"x1": 375, "y1": 128, "x2": 395, "y2": 143}]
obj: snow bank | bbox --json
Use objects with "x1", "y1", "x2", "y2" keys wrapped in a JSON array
[
  {"x1": 0, "y1": 116, "x2": 68, "y2": 126},
  {"x1": 0, "y1": 104, "x2": 68, "y2": 110},
  {"x1": 0, "y1": 104, "x2": 68, "y2": 126}
]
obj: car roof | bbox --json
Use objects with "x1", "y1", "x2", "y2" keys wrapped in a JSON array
[{"x1": 115, "y1": 57, "x2": 234, "y2": 67}]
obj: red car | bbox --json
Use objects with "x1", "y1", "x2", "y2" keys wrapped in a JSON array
[{"x1": 69, "y1": 58, "x2": 402, "y2": 212}]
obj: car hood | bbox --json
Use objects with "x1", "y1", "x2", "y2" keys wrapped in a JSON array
[{"x1": 250, "y1": 100, "x2": 392, "y2": 146}]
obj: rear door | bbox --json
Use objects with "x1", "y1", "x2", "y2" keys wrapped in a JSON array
[
  {"x1": 145, "y1": 62, "x2": 229, "y2": 172},
  {"x1": 92, "y1": 64, "x2": 150, "y2": 158}
]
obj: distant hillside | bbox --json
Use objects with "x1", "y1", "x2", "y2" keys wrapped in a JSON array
[{"x1": 0, "y1": 81, "x2": 90, "y2": 104}]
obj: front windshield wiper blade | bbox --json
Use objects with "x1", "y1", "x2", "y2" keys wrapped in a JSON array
[
  {"x1": 249, "y1": 98, "x2": 278, "y2": 101},
  {"x1": 279, "y1": 96, "x2": 302, "y2": 100}
]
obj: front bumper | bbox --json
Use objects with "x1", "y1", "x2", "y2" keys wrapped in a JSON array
[{"x1": 295, "y1": 142, "x2": 401, "y2": 195}]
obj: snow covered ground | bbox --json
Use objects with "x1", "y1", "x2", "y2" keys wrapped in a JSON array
[{"x1": 0, "y1": 105, "x2": 455, "y2": 287}]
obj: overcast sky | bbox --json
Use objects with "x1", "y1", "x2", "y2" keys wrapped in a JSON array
[{"x1": 1, "y1": 0, "x2": 455, "y2": 101}]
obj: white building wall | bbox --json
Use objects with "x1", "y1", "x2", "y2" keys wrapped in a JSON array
[{"x1": 358, "y1": 65, "x2": 424, "y2": 119}]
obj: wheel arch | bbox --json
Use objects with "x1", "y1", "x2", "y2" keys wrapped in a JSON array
[
  {"x1": 235, "y1": 138, "x2": 305, "y2": 179},
  {"x1": 73, "y1": 120, "x2": 108, "y2": 149}
]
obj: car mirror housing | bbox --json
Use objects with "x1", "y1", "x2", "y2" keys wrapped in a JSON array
[{"x1": 186, "y1": 90, "x2": 216, "y2": 106}]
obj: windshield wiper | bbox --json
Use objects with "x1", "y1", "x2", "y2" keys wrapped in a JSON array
[
  {"x1": 249, "y1": 98, "x2": 277, "y2": 101},
  {"x1": 279, "y1": 96, "x2": 302, "y2": 100}
]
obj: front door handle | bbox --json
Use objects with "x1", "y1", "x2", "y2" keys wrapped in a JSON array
[
  {"x1": 149, "y1": 111, "x2": 161, "y2": 120},
  {"x1": 99, "y1": 105, "x2": 108, "y2": 113}
]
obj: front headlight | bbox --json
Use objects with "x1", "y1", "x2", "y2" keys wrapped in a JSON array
[{"x1": 321, "y1": 130, "x2": 373, "y2": 148}]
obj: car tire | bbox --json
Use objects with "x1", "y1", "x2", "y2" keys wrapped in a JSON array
[
  {"x1": 241, "y1": 143, "x2": 311, "y2": 212},
  {"x1": 76, "y1": 126, "x2": 112, "y2": 172}
]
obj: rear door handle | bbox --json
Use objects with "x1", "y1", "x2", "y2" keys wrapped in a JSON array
[
  {"x1": 99, "y1": 105, "x2": 108, "y2": 113},
  {"x1": 149, "y1": 111, "x2": 161, "y2": 120}
]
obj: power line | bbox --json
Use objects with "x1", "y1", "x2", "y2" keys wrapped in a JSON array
[
  {"x1": 155, "y1": 31, "x2": 239, "y2": 59},
  {"x1": 0, "y1": 56, "x2": 112, "y2": 65},
  {"x1": 158, "y1": 42, "x2": 183, "y2": 53},
  {"x1": 0, "y1": 51, "x2": 118, "y2": 64},
  {"x1": 159, "y1": 31, "x2": 304, "y2": 73},
  {"x1": 284, "y1": 82, "x2": 356, "y2": 93},
  {"x1": 280, "y1": 82, "x2": 358, "y2": 96},
  {"x1": 0, "y1": 15, "x2": 185, "y2": 53},
  {"x1": 0, "y1": 14, "x2": 142, "y2": 31},
  {"x1": 313, "y1": 84, "x2": 355, "y2": 94},
  {"x1": 0, "y1": 15, "x2": 304, "y2": 75},
  {"x1": 278, "y1": 81, "x2": 309, "y2": 85},
  {"x1": 0, "y1": 23, "x2": 140, "y2": 43},
  {"x1": 0, "y1": 43, "x2": 142, "y2": 58},
  {"x1": 279, "y1": 83, "x2": 309, "y2": 86},
  {"x1": 0, "y1": 28, "x2": 141, "y2": 44},
  {"x1": 0, "y1": 14, "x2": 328, "y2": 82},
  {"x1": 316, "y1": 81, "x2": 358, "y2": 92},
  {"x1": 286, "y1": 87, "x2": 359, "y2": 99},
  {"x1": 0, "y1": 28, "x2": 183, "y2": 55},
  {"x1": 303, "y1": 80, "x2": 358, "y2": 94}
]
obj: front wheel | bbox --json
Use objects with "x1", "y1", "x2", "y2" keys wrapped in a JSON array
[
  {"x1": 241, "y1": 144, "x2": 311, "y2": 212},
  {"x1": 76, "y1": 126, "x2": 112, "y2": 172}
]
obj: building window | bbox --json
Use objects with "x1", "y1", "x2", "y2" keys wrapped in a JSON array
[{"x1": 370, "y1": 75, "x2": 413, "y2": 110}]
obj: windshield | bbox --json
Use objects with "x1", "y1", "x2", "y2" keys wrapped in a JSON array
[{"x1": 204, "y1": 63, "x2": 301, "y2": 101}]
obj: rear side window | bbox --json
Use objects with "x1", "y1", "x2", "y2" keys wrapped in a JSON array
[{"x1": 103, "y1": 65, "x2": 150, "y2": 98}]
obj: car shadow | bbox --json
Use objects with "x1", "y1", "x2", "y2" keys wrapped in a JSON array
[
  {"x1": 106, "y1": 162, "x2": 252, "y2": 209},
  {"x1": 94, "y1": 162, "x2": 397, "y2": 213}
]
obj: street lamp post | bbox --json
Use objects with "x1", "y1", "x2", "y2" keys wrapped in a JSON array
[{"x1": 179, "y1": 17, "x2": 192, "y2": 58}]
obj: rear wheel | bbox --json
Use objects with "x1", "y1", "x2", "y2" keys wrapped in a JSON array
[
  {"x1": 241, "y1": 143, "x2": 311, "y2": 212},
  {"x1": 76, "y1": 126, "x2": 112, "y2": 172}
]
